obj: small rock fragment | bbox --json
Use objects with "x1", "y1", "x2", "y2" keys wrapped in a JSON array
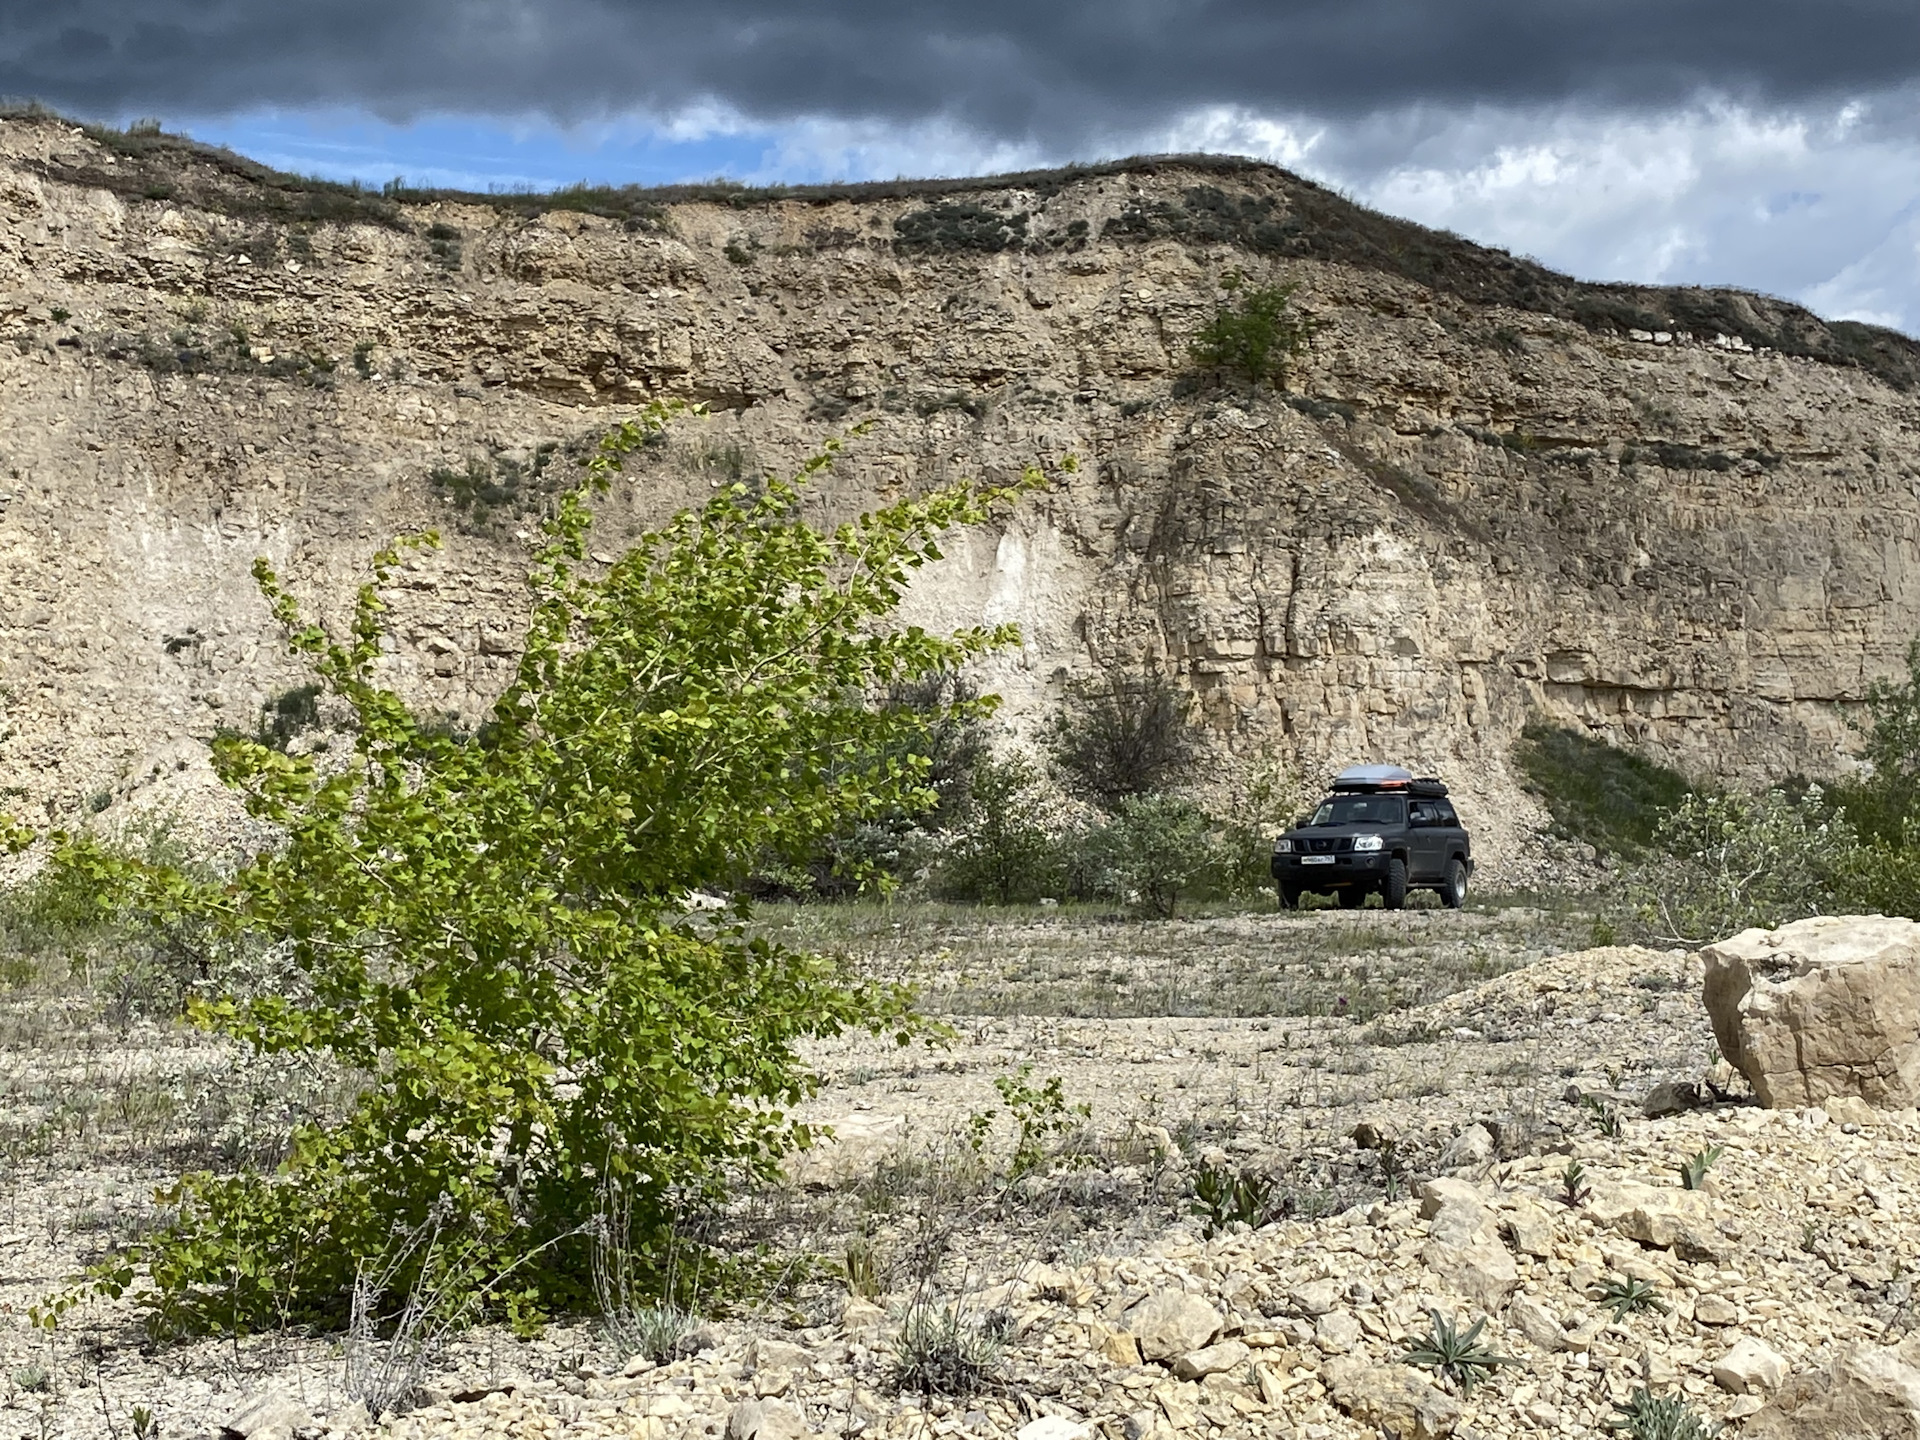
[
  {"x1": 1508, "y1": 1294, "x2": 1570, "y2": 1352},
  {"x1": 220, "y1": 1391, "x2": 313, "y2": 1440},
  {"x1": 1440, "y1": 1123, "x2": 1495, "y2": 1170},
  {"x1": 1174, "y1": 1340, "x2": 1249, "y2": 1380},
  {"x1": 1713, "y1": 1335, "x2": 1790, "y2": 1394},
  {"x1": 1743, "y1": 1335, "x2": 1920, "y2": 1436},
  {"x1": 1016, "y1": 1418, "x2": 1089, "y2": 1440},
  {"x1": 1504, "y1": 1196, "x2": 1555, "y2": 1258},
  {"x1": 1323, "y1": 1357, "x2": 1461, "y2": 1438},
  {"x1": 1124, "y1": 1289, "x2": 1224, "y2": 1363},
  {"x1": 1694, "y1": 1294, "x2": 1739, "y2": 1326},
  {"x1": 1824, "y1": 1095, "x2": 1879, "y2": 1126},
  {"x1": 1315, "y1": 1310, "x2": 1363, "y2": 1353},
  {"x1": 1589, "y1": 1179, "x2": 1723, "y2": 1261},
  {"x1": 1288, "y1": 1279, "x2": 1343, "y2": 1316},
  {"x1": 1100, "y1": 1329, "x2": 1144, "y2": 1366}
]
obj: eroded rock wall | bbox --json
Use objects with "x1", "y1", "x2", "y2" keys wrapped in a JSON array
[{"x1": 3, "y1": 116, "x2": 1918, "y2": 873}]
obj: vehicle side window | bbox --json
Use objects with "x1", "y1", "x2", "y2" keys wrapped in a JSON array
[
  {"x1": 1437, "y1": 801, "x2": 1459, "y2": 826},
  {"x1": 1409, "y1": 802, "x2": 1434, "y2": 826}
]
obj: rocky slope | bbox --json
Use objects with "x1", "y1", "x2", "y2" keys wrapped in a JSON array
[{"x1": 5, "y1": 114, "x2": 1920, "y2": 869}]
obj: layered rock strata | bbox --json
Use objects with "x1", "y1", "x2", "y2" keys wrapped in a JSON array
[{"x1": 4, "y1": 116, "x2": 1920, "y2": 869}]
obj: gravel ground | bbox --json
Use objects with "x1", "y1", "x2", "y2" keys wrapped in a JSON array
[{"x1": 2, "y1": 899, "x2": 1829, "y2": 1440}]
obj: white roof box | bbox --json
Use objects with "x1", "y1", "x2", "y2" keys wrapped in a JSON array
[{"x1": 1334, "y1": 764, "x2": 1413, "y2": 788}]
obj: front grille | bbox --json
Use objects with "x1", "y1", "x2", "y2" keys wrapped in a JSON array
[{"x1": 1303, "y1": 836, "x2": 1356, "y2": 854}]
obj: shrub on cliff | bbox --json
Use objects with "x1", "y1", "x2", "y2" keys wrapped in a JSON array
[
  {"x1": 1828, "y1": 638, "x2": 1920, "y2": 845},
  {"x1": 1187, "y1": 271, "x2": 1314, "y2": 389},
  {"x1": 1514, "y1": 722, "x2": 1693, "y2": 859},
  {"x1": 25, "y1": 405, "x2": 1045, "y2": 1334}
]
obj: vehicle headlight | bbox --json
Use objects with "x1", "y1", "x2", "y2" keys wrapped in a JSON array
[
  {"x1": 1273, "y1": 837, "x2": 1293, "y2": 853},
  {"x1": 1352, "y1": 834, "x2": 1384, "y2": 853}
]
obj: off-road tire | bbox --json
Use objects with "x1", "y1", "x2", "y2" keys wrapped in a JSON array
[
  {"x1": 1336, "y1": 886, "x2": 1367, "y2": 909},
  {"x1": 1382, "y1": 858, "x2": 1408, "y2": 910},
  {"x1": 1440, "y1": 857, "x2": 1468, "y2": 909},
  {"x1": 1278, "y1": 883, "x2": 1303, "y2": 910}
]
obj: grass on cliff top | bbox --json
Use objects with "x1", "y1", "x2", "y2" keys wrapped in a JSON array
[
  {"x1": 12, "y1": 105, "x2": 1917, "y2": 391},
  {"x1": 1513, "y1": 722, "x2": 1694, "y2": 859}
]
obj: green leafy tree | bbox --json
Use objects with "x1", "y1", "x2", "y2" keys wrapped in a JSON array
[
  {"x1": 938, "y1": 752, "x2": 1059, "y2": 903},
  {"x1": 1216, "y1": 750, "x2": 1302, "y2": 897},
  {"x1": 30, "y1": 406, "x2": 1048, "y2": 1334},
  {"x1": 788, "y1": 671, "x2": 992, "y2": 898},
  {"x1": 1188, "y1": 272, "x2": 1314, "y2": 389}
]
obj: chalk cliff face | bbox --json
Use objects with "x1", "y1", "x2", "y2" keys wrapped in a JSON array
[{"x1": 3, "y1": 115, "x2": 1919, "y2": 873}]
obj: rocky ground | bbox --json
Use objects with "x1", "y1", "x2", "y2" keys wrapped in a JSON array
[{"x1": 2, "y1": 901, "x2": 1913, "y2": 1440}]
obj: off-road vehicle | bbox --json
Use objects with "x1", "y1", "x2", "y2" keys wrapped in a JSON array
[{"x1": 1270, "y1": 764, "x2": 1473, "y2": 910}]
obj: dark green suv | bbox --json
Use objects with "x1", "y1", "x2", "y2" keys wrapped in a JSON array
[{"x1": 1270, "y1": 764, "x2": 1473, "y2": 910}]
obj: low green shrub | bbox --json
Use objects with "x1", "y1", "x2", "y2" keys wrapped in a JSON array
[
  {"x1": 891, "y1": 1298, "x2": 1001, "y2": 1395},
  {"x1": 1191, "y1": 1162, "x2": 1279, "y2": 1236},
  {"x1": 936, "y1": 753, "x2": 1060, "y2": 903},
  {"x1": 1083, "y1": 792, "x2": 1222, "y2": 918},
  {"x1": 1402, "y1": 1310, "x2": 1511, "y2": 1395},
  {"x1": 1622, "y1": 787, "x2": 1850, "y2": 945}
]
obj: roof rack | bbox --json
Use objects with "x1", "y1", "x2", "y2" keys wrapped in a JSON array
[{"x1": 1329, "y1": 764, "x2": 1449, "y2": 797}]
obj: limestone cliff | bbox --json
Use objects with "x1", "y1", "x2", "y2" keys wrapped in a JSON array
[{"x1": 4, "y1": 114, "x2": 1919, "y2": 876}]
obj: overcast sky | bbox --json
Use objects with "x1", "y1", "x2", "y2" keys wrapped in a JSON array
[{"x1": 4, "y1": 1, "x2": 1917, "y2": 332}]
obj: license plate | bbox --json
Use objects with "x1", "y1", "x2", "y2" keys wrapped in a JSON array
[{"x1": 1301, "y1": 855, "x2": 1335, "y2": 865}]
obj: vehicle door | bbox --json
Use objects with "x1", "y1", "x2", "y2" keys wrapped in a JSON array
[
  {"x1": 1436, "y1": 800, "x2": 1468, "y2": 866},
  {"x1": 1406, "y1": 800, "x2": 1446, "y2": 880}
]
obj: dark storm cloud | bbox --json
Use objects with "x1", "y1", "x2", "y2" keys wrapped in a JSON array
[{"x1": 2, "y1": 0, "x2": 1917, "y2": 140}]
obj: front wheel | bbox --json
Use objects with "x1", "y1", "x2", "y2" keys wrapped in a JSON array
[
  {"x1": 1440, "y1": 858, "x2": 1468, "y2": 909},
  {"x1": 1382, "y1": 858, "x2": 1408, "y2": 910}
]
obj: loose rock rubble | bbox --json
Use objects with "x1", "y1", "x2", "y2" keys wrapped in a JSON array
[
  {"x1": 294, "y1": 1096, "x2": 1916, "y2": 1440},
  {"x1": 5, "y1": 922, "x2": 1917, "y2": 1439}
]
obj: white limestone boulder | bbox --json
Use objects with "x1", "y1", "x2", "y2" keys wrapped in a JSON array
[{"x1": 1701, "y1": 915, "x2": 1920, "y2": 1109}]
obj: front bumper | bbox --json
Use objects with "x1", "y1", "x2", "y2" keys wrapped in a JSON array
[{"x1": 1270, "y1": 853, "x2": 1388, "y2": 884}]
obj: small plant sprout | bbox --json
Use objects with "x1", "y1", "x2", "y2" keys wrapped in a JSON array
[
  {"x1": 1401, "y1": 1310, "x2": 1513, "y2": 1396},
  {"x1": 1583, "y1": 1094, "x2": 1624, "y2": 1138},
  {"x1": 1607, "y1": 1387, "x2": 1721, "y2": 1439},
  {"x1": 891, "y1": 1298, "x2": 1001, "y2": 1395},
  {"x1": 1191, "y1": 1162, "x2": 1279, "y2": 1237},
  {"x1": 842, "y1": 1233, "x2": 885, "y2": 1299},
  {"x1": 1597, "y1": 1275, "x2": 1669, "y2": 1321},
  {"x1": 1559, "y1": 1159, "x2": 1592, "y2": 1208},
  {"x1": 1377, "y1": 1140, "x2": 1408, "y2": 1201},
  {"x1": 1679, "y1": 1144, "x2": 1725, "y2": 1191},
  {"x1": 130, "y1": 1406, "x2": 158, "y2": 1440},
  {"x1": 994, "y1": 1066, "x2": 1089, "y2": 1178}
]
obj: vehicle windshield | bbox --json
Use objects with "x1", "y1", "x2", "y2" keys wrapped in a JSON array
[{"x1": 1308, "y1": 795, "x2": 1406, "y2": 827}]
